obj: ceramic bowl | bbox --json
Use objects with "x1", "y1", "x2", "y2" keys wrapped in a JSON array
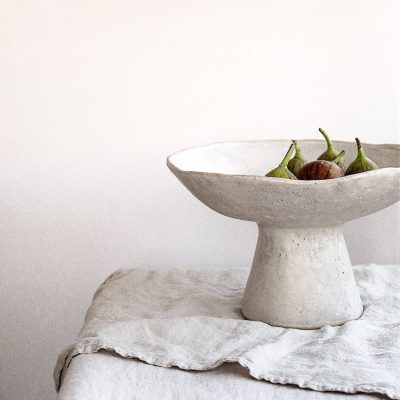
[{"x1": 167, "y1": 140, "x2": 400, "y2": 328}]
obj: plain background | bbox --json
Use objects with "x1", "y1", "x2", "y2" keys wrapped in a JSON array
[{"x1": 0, "y1": 1, "x2": 399, "y2": 399}]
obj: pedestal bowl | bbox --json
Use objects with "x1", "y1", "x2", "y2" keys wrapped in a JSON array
[{"x1": 167, "y1": 140, "x2": 400, "y2": 329}]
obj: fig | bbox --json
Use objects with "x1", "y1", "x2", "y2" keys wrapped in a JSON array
[
  {"x1": 288, "y1": 140, "x2": 307, "y2": 177},
  {"x1": 345, "y1": 138, "x2": 379, "y2": 176},
  {"x1": 265, "y1": 143, "x2": 297, "y2": 179},
  {"x1": 298, "y1": 150, "x2": 345, "y2": 180},
  {"x1": 318, "y1": 128, "x2": 345, "y2": 170}
]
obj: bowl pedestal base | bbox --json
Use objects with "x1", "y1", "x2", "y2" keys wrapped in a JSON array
[{"x1": 241, "y1": 224, "x2": 363, "y2": 329}]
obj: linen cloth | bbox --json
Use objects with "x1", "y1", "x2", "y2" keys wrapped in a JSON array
[
  {"x1": 57, "y1": 350, "x2": 385, "y2": 400},
  {"x1": 55, "y1": 265, "x2": 400, "y2": 399}
]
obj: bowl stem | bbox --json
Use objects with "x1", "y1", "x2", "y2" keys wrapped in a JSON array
[{"x1": 242, "y1": 224, "x2": 363, "y2": 329}]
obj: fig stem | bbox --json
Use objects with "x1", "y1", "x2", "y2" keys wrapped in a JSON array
[
  {"x1": 279, "y1": 143, "x2": 295, "y2": 167},
  {"x1": 332, "y1": 150, "x2": 345, "y2": 164},
  {"x1": 292, "y1": 140, "x2": 302, "y2": 156},
  {"x1": 355, "y1": 137, "x2": 367, "y2": 159},
  {"x1": 319, "y1": 128, "x2": 333, "y2": 150}
]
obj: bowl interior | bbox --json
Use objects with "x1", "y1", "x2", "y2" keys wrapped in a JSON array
[{"x1": 168, "y1": 140, "x2": 400, "y2": 176}]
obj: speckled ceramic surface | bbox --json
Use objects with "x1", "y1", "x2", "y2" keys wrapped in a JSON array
[{"x1": 167, "y1": 140, "x2": 400, "y2": 328}]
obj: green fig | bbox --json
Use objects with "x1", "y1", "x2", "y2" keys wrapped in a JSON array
[
  {"x1": 298, "y1": 150, "x2": 345, "y2": 180},
  {"x1": 345, "y1": 138, "x2": 379, "y2": 176},
  {"x1": 318, "y1": 128, "x2": 345, "y2": 170},
  {"x1": 265, "y1": 143, "x2": 297, "y2": 179},
  {"x1": 287, "y1": 140, "x2": 307, "y2": 177}
]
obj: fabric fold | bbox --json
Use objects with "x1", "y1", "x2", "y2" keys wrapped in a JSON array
[{"x1": 55, "y1": 265, "x2": 400, "y2": 399}]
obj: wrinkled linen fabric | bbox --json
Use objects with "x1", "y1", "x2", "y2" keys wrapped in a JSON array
[
  {"x1": 57, "y1": 351, "x2": 384, "y2": 400},
  {"x1": 55, "y1": 265, "x2": 400, "y2": 399}
]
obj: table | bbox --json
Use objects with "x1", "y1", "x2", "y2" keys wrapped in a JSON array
[
  {"x1": 57, "y1": 350, "x2": 384, "y2": 400},
  {"x1": 55, "y1": 265, "x2": 400, "y2": 399}
]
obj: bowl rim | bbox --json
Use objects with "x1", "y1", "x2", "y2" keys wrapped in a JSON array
[{"x1": 167, "y1": 139, "x2": 400, "y2": 185}]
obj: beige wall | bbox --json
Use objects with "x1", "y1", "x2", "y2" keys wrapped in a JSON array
[{"x1": 0, "y1": 1, "x2": 398, "y2": 399}]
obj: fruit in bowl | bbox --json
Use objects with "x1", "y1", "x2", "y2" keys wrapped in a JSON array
[
  {"x1": 345, "y1": 138, "x2": 379, "y2": 176},
  {"x1": 268, "y1": 128, "x2": 380, "y2": 181}
]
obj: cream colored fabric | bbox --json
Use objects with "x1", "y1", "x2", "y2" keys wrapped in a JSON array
[
  {"x1": 57, "y1": 351, "x2": 383, "y2": 400},
  {"x1": 55, "y1": 265, "x2": 400, "y2": 399}
]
